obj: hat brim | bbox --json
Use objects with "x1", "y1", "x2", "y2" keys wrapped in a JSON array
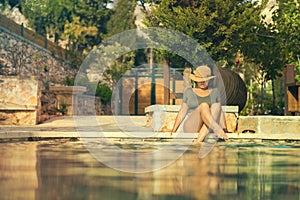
[{"x1": 189, "y1": 74, "x2": 216, "y2": 82}]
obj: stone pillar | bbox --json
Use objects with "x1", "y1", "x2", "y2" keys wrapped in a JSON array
[
  {"x1": 0, "y1": 76, "x2": 40, "y2": 125},
  {"x1": 49, "y1": 86, "x2": 87, "y2": 116}
]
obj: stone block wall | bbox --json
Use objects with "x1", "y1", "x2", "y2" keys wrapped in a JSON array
[
  {"x1": 0, "y1": 77, "x2": 104, "y2": 125},
  {"x1": 76, "y1": 94, "x2": 102, "y2": 115},
  {"x1": 41, "y1": 86, "x2": 102, "y2": 117},
  {"x1": 0, "y1": 27, "x2": 76, "y2": 86},
  {"x1": 0, "y1": 76, "x2": 41, "y2": 125},
  {"x1": 237, "y1": 116, "x2": 300, "y2": 134},
  {"x1": 0, "y1": 26, "x2": 105, "y2": 124}
]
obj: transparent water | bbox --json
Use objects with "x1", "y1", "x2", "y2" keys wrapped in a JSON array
[{"x1": 0, "y1": 139, "x2": 300, "y2": 200}]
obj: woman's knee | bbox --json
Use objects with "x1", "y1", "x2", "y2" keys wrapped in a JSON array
[
  {"x1": 210, "y1": 103, "x2": 222, "y2": 118},
  {"x1": 196, "y1": 103, "x2": 210, "y2": 115},
  {"x1": 197, "y1": 103, "x2": 210, "y2": 111},
  {"x1": 210, "y1": 103, "x2": 221, "y2": 112}
]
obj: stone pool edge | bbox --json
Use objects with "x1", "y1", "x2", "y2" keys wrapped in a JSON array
[{"x1": 0, "y1": 116, "x2": 299, "y2": 142}]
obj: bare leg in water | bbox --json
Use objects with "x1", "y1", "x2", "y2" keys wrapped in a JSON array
[
  {"x1": 183, "y1": 103, "x2": 228, "y2": 141},
  {"x1": 196, "y1": 103, "x2": 227, "y2": 142}
]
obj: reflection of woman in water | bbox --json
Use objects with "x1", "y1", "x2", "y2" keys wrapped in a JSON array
[{"x1": 170, "y1": 65, "x2": 228, "y2": 142}]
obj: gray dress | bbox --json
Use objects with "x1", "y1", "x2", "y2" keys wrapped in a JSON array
[
  {"x1": 182, "y1": 87, "x2": 221, "y2": 113},
  {"x1": 176, "y1": 87, "x2": 221, "y2": 133}
]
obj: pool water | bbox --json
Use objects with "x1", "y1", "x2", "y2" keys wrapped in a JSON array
[{"x1": 0, "y1": 139, "x2": 300, "y2": 200}]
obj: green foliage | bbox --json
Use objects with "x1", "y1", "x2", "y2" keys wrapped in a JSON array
[
  {"x1": 96, "y1": 83, "x2": 112, "y2": 104},
  {"x1": 96, "y1": 0, "x2": 138, "y2": 87},
  {"x1": 86, "y1": 41, "x2": 136, "y2": 88},
  {"x1": 64, "y1": 76, "x2": 75, "y2": 86},
  {"x1": 21, "y1": 0, "x2": 112, "y2": 52},
  {"x1": 105, "y1": 51, "x2": 136, "y2": 85},
  {"x1": 21, "y1": 0, "x2": 50, "y2": 35},
  {"x1": 105, "y1": 0, "x2": 137, "y2": 37},
  {"x1": 62, "y1": 16, "x2": 98, "y2": 51},
  {"x1": 246, "y1": 0, "x2": 300, "y2": 81},
  {"x1": 0, "y1": 0, "x2": 20, "y2": 10},
  {"x1": 271, "y1": 1, "x2": 300, "y2": 64},
  {"x1": 0, "y1": 0, "x2": 8, "y2": 11},
  {"x1": 56, "y1": 101, "x2": 68, "y2": 115},
  {"x1": 296, "y1": 66, "x2": 300, "y2": 83},
  {"x1": 242, "y1": 0, "x2": 300, "y2": 113},
  {"x1": 144, "y1": 0, "x2": 260, "y2": 64},
  {"x1": 72, "y1": 0, "x2": 112, "y2": 48},
  {"x1": 75, "y1": 75, "x2": 112, "y2": 104},
  {"x1": 270, "y1": 0, "x2": 300, "y2": 83}
]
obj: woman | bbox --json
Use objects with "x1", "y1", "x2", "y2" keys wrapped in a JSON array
[{"x1": 170, "y1": 65, "x2": 228, "y2": 141}]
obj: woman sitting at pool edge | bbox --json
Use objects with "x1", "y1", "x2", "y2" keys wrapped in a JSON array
[{"x1": 170, "y1": 65, "x2": 228, "y2": 142}]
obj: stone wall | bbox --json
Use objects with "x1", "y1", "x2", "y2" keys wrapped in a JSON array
[
  {"x1": 40, "y1": 86, "x2": 103, "y2": 121},
  {"x1": 40, "y1": 91, "x2": 103, "y2": 122},
  {"x1": 0, "y1": 23, "x2": 105, "y2": 125},
  {"x1": 237, "y1": 116, "x2": 300, "y2": 134},
  {"x1": 0, "y1": 76, "x2": 41, "y2": 125},
  {"x1": 0, "y1": 27, "x2": 76, "y2": 86},
  {"x1": 0, "y1": 76, "x2": 103, "y2": 125}
]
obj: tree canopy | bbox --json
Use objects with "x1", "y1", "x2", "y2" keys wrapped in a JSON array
[
  {"x1": 271, "y1": 0, "x2": 300, "y2": 67},
  {"x1": 21, "y1": 0, "x2": 112, "y2": 52},
  {"x1": 143, "y1": 0, "x2": 262, "y2": 66},
  {"x1": 105, "y1": 0, "x2": 137, "y2": 37}
]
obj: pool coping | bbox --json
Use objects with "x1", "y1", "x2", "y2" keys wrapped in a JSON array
[{"x1": 1, "y1": 116, "x2": 300, "y2": 142}]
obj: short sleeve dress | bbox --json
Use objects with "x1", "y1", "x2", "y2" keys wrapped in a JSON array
[
  {"x1": 182, "y1": 87, "x2": 221, "y2": 113},
  {"x1": 176, "y1": 87, "x2": 221, "y2": 133}
]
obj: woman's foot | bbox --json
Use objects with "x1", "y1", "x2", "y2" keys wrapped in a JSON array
[
  {"x1": 216, "y1": 130, "x2": 228, "y2": 140},
  {"x1": 211, "y1": 123, "x2": 228, "y2": 140}
]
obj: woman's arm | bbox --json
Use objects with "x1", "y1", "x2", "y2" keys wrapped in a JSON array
[{"x1": 170, "y1": 103, "x2": 188, "y2": 136}]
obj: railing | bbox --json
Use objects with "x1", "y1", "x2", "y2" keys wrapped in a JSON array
[{"x1": 0, "y1": 14, "x2": 68, "y2": 59}]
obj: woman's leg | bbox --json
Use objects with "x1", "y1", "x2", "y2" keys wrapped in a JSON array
[
  {"x1": 182, "y1": 108, "x2": 204, "y2": 133},
  {"x1": 195, "y1": 125, "x2": 209, "y2": 143},
  {"x1": 197, "y1": 103, "x2": 226, "y2": 142},
  {"x1": 184, "y1": 103, "x2": 228, "y2": 140},
  {"x1": 195, "y1": 103, "x2": 223, "y2": 142}
]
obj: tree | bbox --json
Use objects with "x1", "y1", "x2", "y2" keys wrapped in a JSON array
[
  {"x1": 241, "y1": 0, "x2": 300, "y2": 114},
  {"x1": 0, "y1": 0, "x2": 20, "y2": 10},
  {"x1": 142, "y1": 0, "x2": 286, "y2": 114},
  {"x1": 105, "y1": 0, "x2": 137, "y2": 37},
  {"x1": 21, "y1": 0, "x2": 49, "y2": 35},
  {"x1": 271, "y1": 0, "x2": 300, "y2": 81},
  {"x1": 44, "y1": 0, "x2": 74, "y2": 42},
  {"x1": 73, "y1": 0, "x2": 112, "y2": 50},
  {"x1": 21, "y1": 0, "x2": 75, "y2": 38},
  {"x1": 101, "y1": 0, "x2": 137, "y2": 87},
  {"x1": 21, "y1": 0, "x2": 112, "y2": 51},
  {"x1": 240, "y1": 13, "x2": 283, "y2": 113},
  {"x1": 62, "y1": 16, "x2": 98, "y2": 52},
  {"x1": 143, "y1": 0, "x2": 261, "y2": 66}
]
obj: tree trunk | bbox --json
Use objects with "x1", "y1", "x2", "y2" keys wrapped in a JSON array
[{"x1": 271, "y1": 78, "x2": 276, "y2": 114}]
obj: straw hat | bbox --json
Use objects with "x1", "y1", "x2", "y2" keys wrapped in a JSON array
[{"x1": 189, "y1": 65, "x2": 216, "y2": 82}]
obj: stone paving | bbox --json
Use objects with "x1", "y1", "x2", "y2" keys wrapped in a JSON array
[{"x1": 0, "y1": 115, "x2": 300, "y2": 141}]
